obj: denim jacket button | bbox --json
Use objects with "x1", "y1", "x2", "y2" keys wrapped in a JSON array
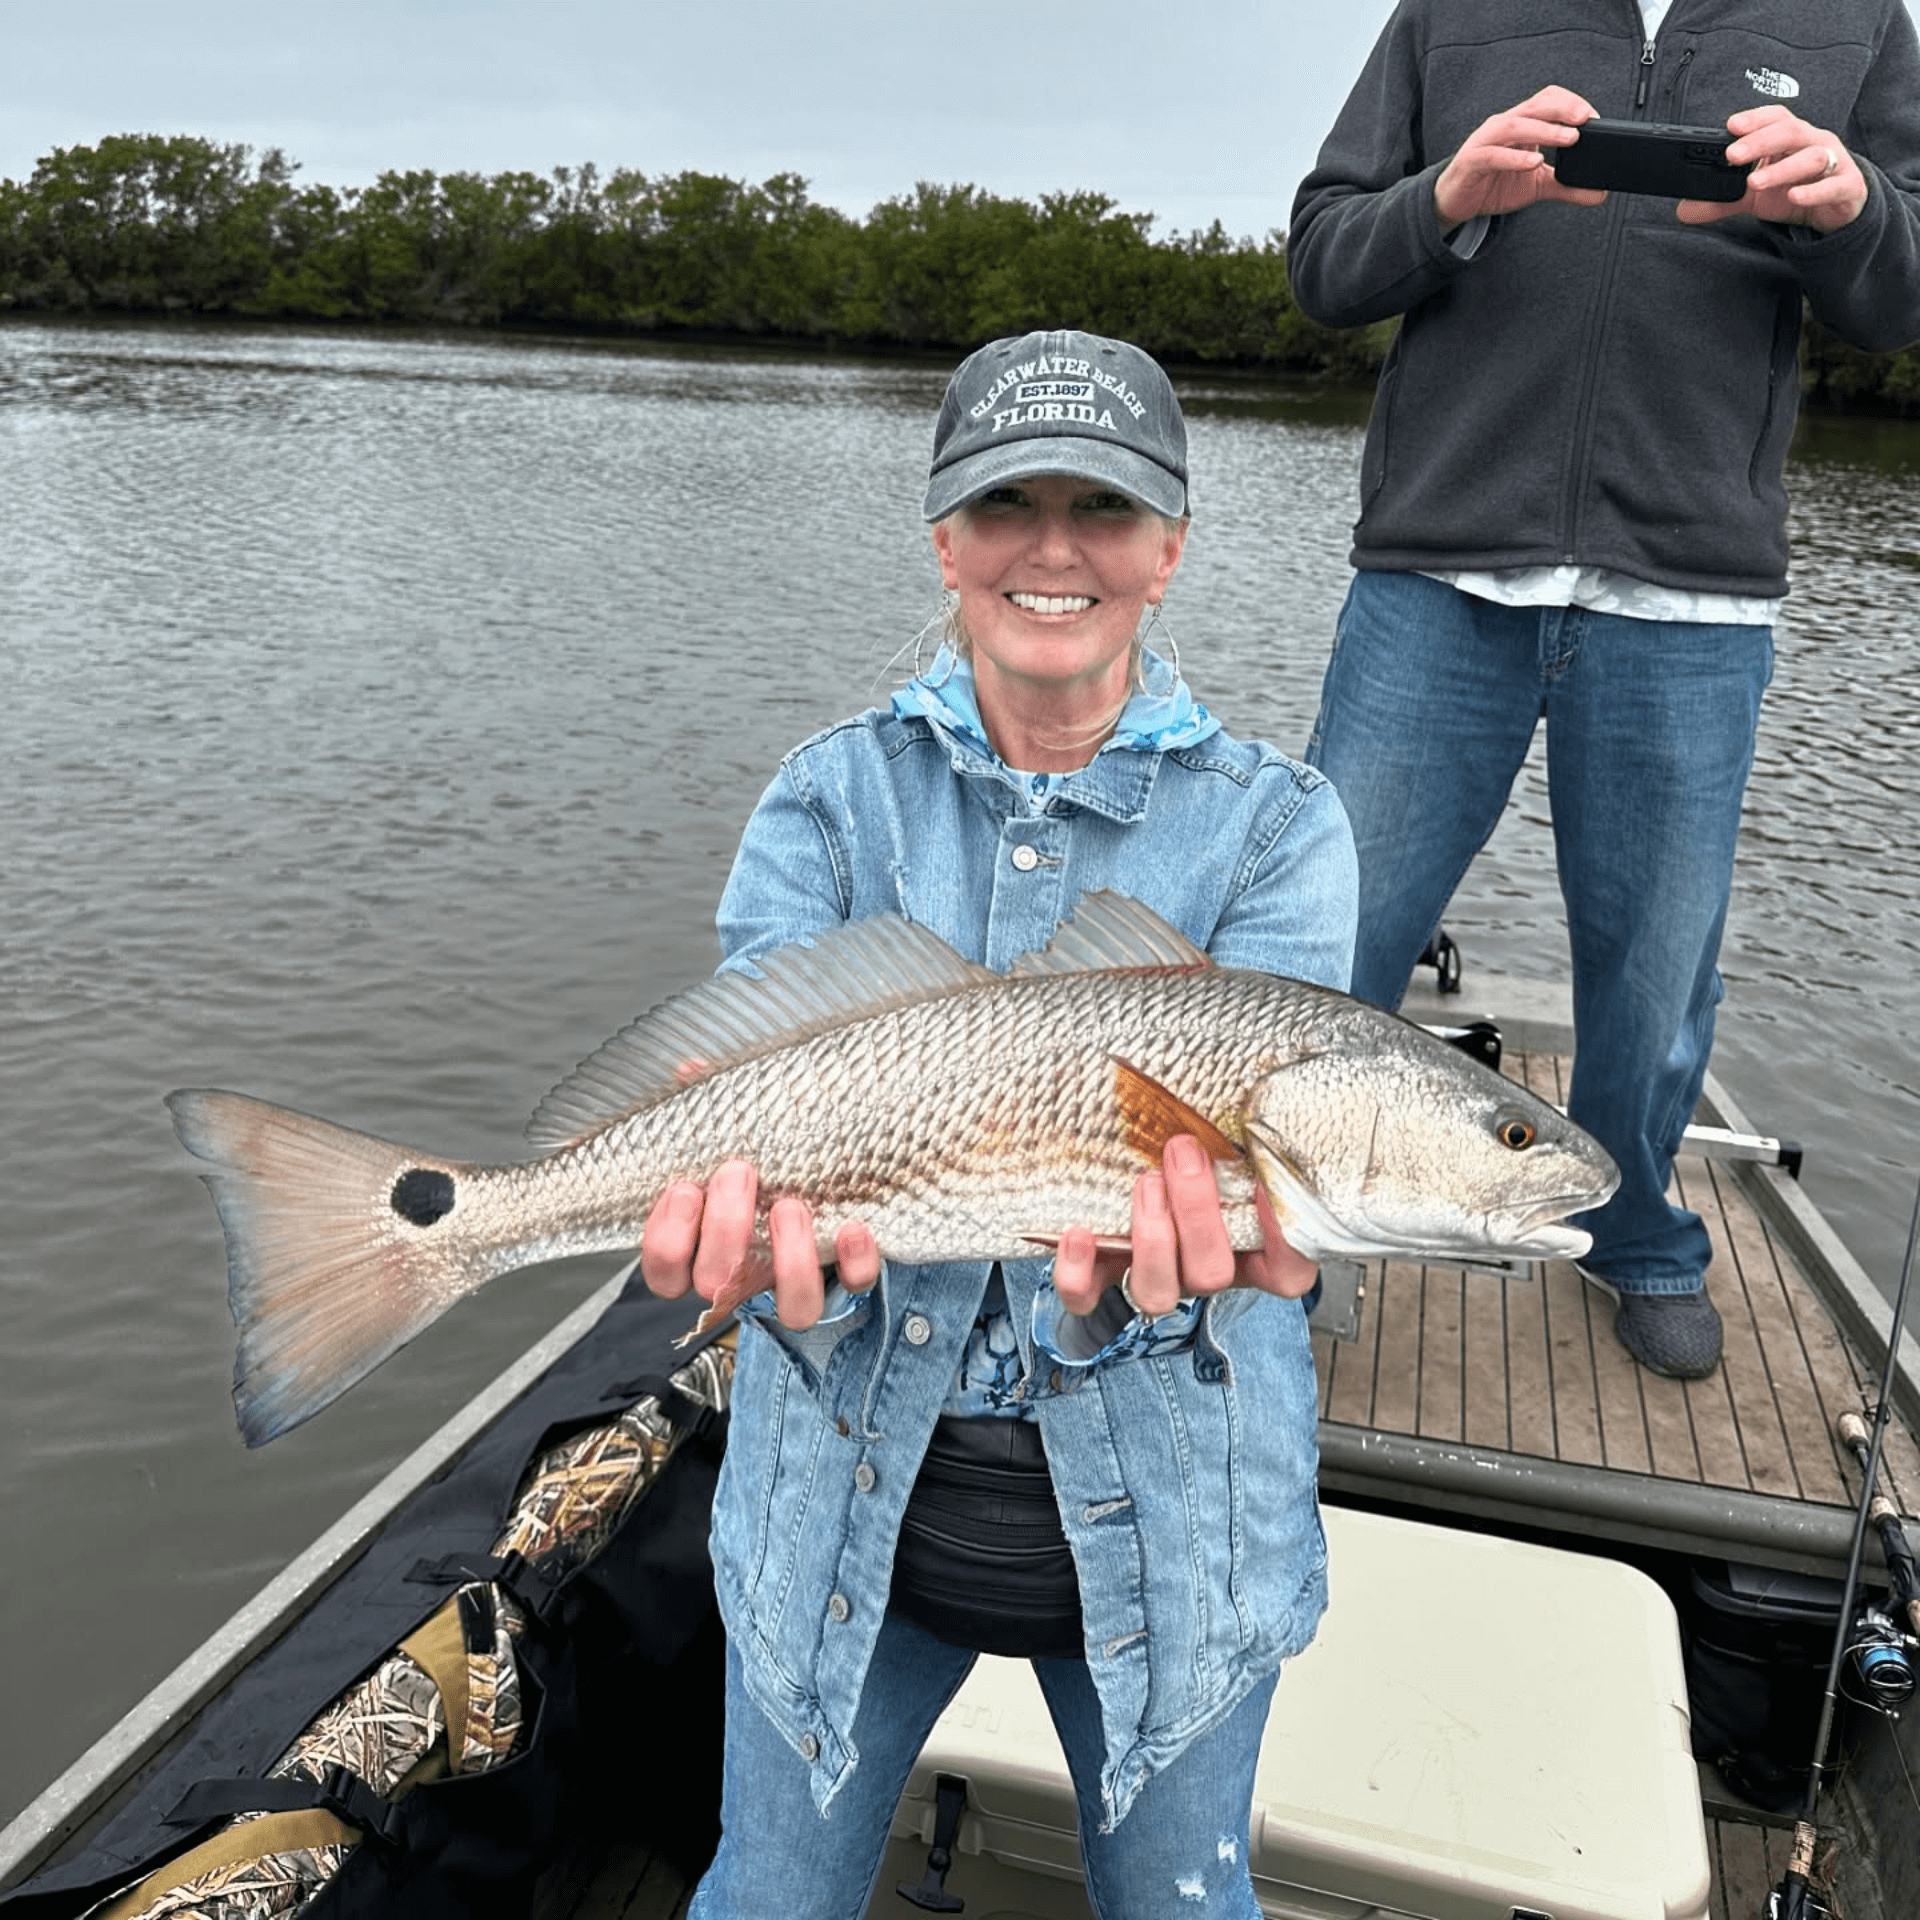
[
  {"x1": 1010, "y1": 842, "x2": 1040, "y2": 871},
  {"x1": 903, "y1": 1312, "x2": 933, "y2": 1346},
  {"x1": 836, "y1": 1415, "x2": 851, "y2": 1437},
  {"x1": 799, "y1": 1733, "x2": 820, "y2": 1762},
  {"x1": 828, "y1": 1591, "x2": 852, "y2": 1622},
  {"x1": 854, "y1": 1462, "x2": 876, "y2": 1493}
]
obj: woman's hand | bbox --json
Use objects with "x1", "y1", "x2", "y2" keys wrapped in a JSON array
[
  {"x1": 1432, "y1": 85, "x2": 1607, "y2": 228},
  {"x1": 1679, "y1": 105, "x2": 1869, "y2": 231},
  {"x1": 1050, "y1": 1134, "x2": 1318, "y2": 1317},
  {"x1": 639, "y1": 1159, "x2": 881, "y2": 1331}
]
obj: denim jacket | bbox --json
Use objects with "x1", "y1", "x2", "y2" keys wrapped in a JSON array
[{"x1": 704, "y1": 652, "x2": 1357, "y2": 1827}]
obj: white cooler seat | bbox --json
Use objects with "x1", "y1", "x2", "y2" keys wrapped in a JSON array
[{"x1": 870, "y1": 1503, "x2": 1710, "y2": 1920}]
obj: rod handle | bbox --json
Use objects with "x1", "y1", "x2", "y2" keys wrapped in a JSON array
[{"x1": 1789, "y1": 1820, "x2": 1819, "y2": 1879}]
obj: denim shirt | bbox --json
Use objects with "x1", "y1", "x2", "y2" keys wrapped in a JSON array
[{"x1": 704, "y1": 654, "x2": 1357, "y2": 1828}]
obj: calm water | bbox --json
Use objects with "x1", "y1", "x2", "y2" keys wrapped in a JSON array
[{"x1": 3, "y1": 319, "x2": 1917, "y2": 1823}]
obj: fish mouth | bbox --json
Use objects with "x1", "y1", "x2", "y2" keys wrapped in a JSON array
[
  {"x1": 1368, "y1": 1188, "x2": 1614, "y2": 1263},
  {"x1": 1483, "y1": 1221, "x2": 1595, "y2": 1260},
  {"x1": 1470, "y1": 1186, "x2": 1618, "y2": 1261},
  {"x1": 1380, "y1": 1216, "x2": 1595, "y2": 1261}
]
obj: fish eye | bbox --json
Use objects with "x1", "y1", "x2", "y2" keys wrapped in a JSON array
[{"x1": 1497, "y1": 1117, "x2": 1537, "y2": 1151}]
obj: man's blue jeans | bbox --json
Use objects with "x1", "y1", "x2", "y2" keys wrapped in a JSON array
[
  {"x1": 689, "y1": 1612, "x2": 1279, "y2": 1918},
  {"x1": 1307, "y1": 570, "x2": 1773, "y2": 1293}
]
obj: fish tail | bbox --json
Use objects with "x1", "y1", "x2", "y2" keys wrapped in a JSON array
[{"x1": 166, "y1": 1089, "x2": 484, "y2": 1446}]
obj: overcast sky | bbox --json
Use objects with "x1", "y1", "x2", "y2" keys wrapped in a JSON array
[{"x1": 1, "y1": 2, "x2": 1393, "y2": 242}]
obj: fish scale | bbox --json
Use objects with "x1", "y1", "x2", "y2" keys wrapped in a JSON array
[
  {"x1": 166, "y1": 892, "x2": 1618, "y2": 1444},
  {"x1": 586, "y1": 969, "x2": 1273, "y2": 1257}
]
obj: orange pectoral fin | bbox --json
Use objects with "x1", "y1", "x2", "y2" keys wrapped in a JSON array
[{"x1": 1111, "y1": 1057, "x2": 1245, "y2": 1166}]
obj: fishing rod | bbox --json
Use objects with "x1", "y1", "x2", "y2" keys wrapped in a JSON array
[
  {"x1": 1769, "y1": 1172, "x2": 1920, "y2": 1920},
  {"x1": 1836, "y1": 1407, "x2": 1920, "y2": 1682}
]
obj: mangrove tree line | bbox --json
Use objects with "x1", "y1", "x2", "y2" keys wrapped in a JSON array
[{"x1": 1, "y1": 134, "x2": 1914, "y2": 409}]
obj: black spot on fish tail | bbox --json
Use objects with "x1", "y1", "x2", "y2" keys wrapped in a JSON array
[{"x1": 391, "y1": 1168, "x2": 456, "y2": 1226}]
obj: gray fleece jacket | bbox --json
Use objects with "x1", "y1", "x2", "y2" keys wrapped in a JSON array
[{"x1": 1288, "y1": 0, "x2": 1920, "y2": 598}]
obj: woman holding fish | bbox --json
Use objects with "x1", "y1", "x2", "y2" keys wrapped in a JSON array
[
  {"x1": 170, "y1": 326, "x2": 1608, "y2": 1904},
  {"x1": 640, "y1": 329, "x2": 1359, "y2": 1919}
]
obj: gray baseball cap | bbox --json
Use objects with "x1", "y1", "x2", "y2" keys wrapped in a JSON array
[{"x1": 922, "y1": 328, "x2": 1189, "y2": 523}]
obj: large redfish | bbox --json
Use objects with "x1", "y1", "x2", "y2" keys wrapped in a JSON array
[{"x1": 168, "y1": 893, "x2": 1618, "y2": 1445}]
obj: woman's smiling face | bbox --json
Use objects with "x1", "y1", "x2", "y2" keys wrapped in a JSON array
[{"x1": 931, "y1": 474, "x2": 1187, "y2": 720}]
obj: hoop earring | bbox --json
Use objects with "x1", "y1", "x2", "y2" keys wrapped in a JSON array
[
  {"x1": 911, "y1": 597, "x2": 951, "y2": 679},
  {"x1": 1144, "y1": 602, "x2": 1181, "y2": 686},
  {"x1": 911, "y1": 610, "x2": 939, "y2": 681},
  {"x1": 913, "y1": 593, "x2": 959, "y2": 688}
]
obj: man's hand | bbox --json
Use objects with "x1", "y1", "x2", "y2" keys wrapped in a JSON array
[
  {"x1": 1434, "y1": 86, "x2": 1608, "y2": 228},
  {"x1": 1679, "y1": 105, "x2": 1868, "y2": 230},
  {"x1": 638, "y1": 1159, "x2": 881, "y2": 1330},
  {"x1": 1051, "y1": 1135, "x2": 1318, "y2": 1317}
]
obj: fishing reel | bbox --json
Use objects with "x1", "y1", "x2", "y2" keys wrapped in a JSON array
[{"x1": 1845, "y1": 1601, "x2": 1917, "y2": 1712}]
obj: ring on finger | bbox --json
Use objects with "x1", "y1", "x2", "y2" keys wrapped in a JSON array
[
  {"x1": 1118, "y1": 1267, "x2": 1142, "y2": 1316},
  {"x1": 1821, "y1": 146, "x2": 1839, "y2": 177}
]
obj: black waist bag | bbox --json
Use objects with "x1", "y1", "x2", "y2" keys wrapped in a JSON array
[{"x1": 890, "y1": 1413, "x2": 1085, "y2": 1661}]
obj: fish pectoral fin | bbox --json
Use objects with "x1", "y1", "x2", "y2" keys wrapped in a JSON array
[
  {"x1": 1111, "y1": 1057, "x2": 1244, "y2": 1166},
  {"x1": 1020, "y1": 1232, "x2": 1134, "y2": 1255}
]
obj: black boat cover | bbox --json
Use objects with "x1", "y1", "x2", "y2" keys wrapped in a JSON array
[{"x1": 2, "y1": 1278, "x2": 730, "y2": 1918}]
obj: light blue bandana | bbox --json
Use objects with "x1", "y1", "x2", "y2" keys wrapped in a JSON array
[{"x1": 890, "y1": 645, "x2": 1218, "y2": 773}]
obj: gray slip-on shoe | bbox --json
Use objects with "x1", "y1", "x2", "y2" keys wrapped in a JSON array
[{"x1": 1578, "y1": 1266, "x2": 1724, "y2": 1379}]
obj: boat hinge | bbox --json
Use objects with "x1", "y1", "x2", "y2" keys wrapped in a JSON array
[{"x1": 895, "y1": 1771, "x2": 968, "y2": 1911}]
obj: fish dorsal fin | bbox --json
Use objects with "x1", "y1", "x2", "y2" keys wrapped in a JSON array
[
  {"x1": 1112, "y1": 1058, "x2": 1245, "y2": 1165},
  {"x1": 1007, "y1": 891, "x2": 1214, "y2": 977},
  {"x1": 526, "y1": 914, "x2": 996, "y2": 1149}
]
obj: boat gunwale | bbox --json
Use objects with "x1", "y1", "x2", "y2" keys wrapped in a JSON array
[{"x1": 1696, "y1": 1068, "x2": 1920, "y2": 1439}]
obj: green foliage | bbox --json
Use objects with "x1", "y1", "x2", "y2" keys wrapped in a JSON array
[
  {"x1": 1, "y1": 134, "x2": 295, "y2": 312},
  {"x1": 1801, "y1": 314, "x2": 1920, "y2": 416},
  {"x1": 0, "y1": 134, "x2": 1349, "y2": 371},
  {"x1": 2, "y1": 134, "x2": 1914, "y2": 408}
]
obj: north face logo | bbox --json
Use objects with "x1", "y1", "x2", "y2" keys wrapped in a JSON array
[{"x1": 1747, "y1": 66, "x2": 1801, "y2": 98}]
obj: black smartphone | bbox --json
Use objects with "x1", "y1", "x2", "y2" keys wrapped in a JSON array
[{"x1": 1549, "y1": 118, "x2": 1750, "y2": 201}]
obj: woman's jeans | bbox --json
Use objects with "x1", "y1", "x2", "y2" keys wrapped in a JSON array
[
  {"x1": 689, "y1": 1611, "x2": 1279, "y2": 1919},
  {"x1": 1307, "y1": 569, "x2": 1773, "y2": 1292}
]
